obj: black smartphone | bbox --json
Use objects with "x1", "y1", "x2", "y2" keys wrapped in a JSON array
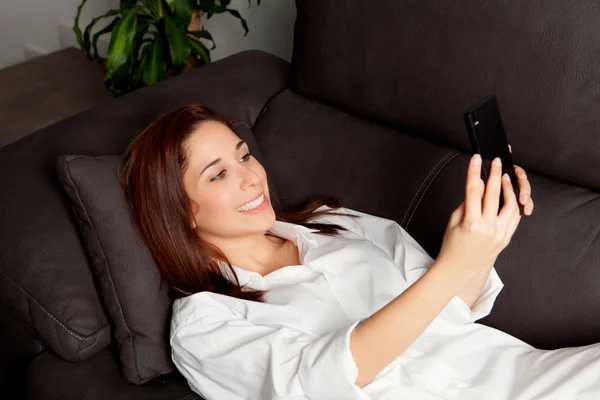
[{"x1": 464, "y1": 95, "x2": 524, "y2": 215}]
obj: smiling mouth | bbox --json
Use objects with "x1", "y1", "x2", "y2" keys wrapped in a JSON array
[{"x1": 235, "y1": 193, "x2": 266, "y2": 211}]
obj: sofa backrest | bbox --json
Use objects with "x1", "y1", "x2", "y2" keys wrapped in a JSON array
[{"x1": 291, "y1": 0, "x2": 600, "y2": 191}]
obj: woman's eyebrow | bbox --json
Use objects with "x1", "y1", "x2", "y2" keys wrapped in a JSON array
[{"x1": 199, "y1": 140, "x2": 246, "y2": 176}]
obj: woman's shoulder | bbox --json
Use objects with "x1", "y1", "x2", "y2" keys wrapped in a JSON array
[{"x1": 171, "y1": 291, "x2": 242, "y2": 334}]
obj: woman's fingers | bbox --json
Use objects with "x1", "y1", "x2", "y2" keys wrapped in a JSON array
[
  {"x1": 504, "y1": 201, "x2": 522, "y2": 242},
  {"x1": 514, "y1": 165, "x2": 531, "y2": 201},
  {"x1": 513, "y1": 164, "x2": 534, "y2": 216},
  {"x1": 509, "y1": 144, "x2": 535, "y2": 216},
  {"x1": 498, "y1": 169, "x2": 519, "y2": 223},
  {"x1": 483, "y1": 157, "x2": 503, "y2": 220},
  {"x1": 465, "y1": 154, "x2": 483, "y2": 221}
]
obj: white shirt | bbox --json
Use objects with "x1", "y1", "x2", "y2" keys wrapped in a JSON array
[{"x1": 170, "y1": 206, "x2": 600, "y2": 399}]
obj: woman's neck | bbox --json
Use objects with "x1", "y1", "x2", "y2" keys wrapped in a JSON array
[{"x1": 208, "y1": 232, "x2": 298, "y2": 276}]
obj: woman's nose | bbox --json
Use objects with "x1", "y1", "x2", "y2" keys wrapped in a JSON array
[{"x1": 240, "y1": 168, "x2": 259, "y2": 190}]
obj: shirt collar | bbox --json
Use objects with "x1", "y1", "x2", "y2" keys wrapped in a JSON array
[
  {"x1": 267, "y1": 219, "x2": 320, "y2": 247},
  {"x1": 224, "y1": 220, "x2": 320, "y2": 286}
]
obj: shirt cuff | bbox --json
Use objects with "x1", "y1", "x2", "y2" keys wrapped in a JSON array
[
  {"x1": 443, "y1": 267, "x2": 505, "y2": 324},
  {"x1": 298, "y1": 319, "x2": 371, "y2": 399}
]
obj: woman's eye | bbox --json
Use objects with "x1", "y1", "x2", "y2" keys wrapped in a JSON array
[
  {"x1": 210, "y1": 170, "x2": 226, "y2": 182},
  {"x1": 240, "y1": 153, "x2": 252, "y2": 162}
]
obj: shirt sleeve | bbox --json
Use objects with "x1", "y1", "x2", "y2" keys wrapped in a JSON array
[
  {"x1": 335, "y1": 207, "x2": 504, "y2": 324},
  {"x1": 444, "y1": 266, "x2": 505, "y2": 323},
  {"x1": 170, "y1": 292, "x2": 370, "y2": 400}
]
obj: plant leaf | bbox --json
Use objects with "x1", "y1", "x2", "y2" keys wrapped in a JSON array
[
  {"x1": 105, "y1": 7, "x2": 138, "y2": 79},
  {"x1": 142, "y1": 35, "x2": 167, "y2": 86},
  {"x1": 189, "y1": 36, "x2": 211, "y2": 64},
  {"x1": 187, "y1": 29, "x2": 216, "y2": 49},
  {"x1": 165, "y1": 15, "x2": 192, "y2": 70},
  {"x1": 130, "y1": 13, "x2": 152, "y2": 71},
  {"x1": 73, "y1": 0, "x2": 88, "y2": 51},
  {"x1": 199, "y1": 0, "x2": 216, "y2": 10},
  {"x1": 208, "y1": 3, "x2": 227, "y2": 12},
  {"x1": 205, "y1": 3, "x2": 249, "y2": 36},
  {"x1": 82, "y1": 9, "x2": 121, "y2": 60},
  {"x1": 91, "y1": 17, "x2": 119, "y2": 64},
  {"x1": 165, "y1": 0, "x2": 193, "y2": 27},
  {"x1": 120, "y1": 0, "x2": 138, "y2": 12},
  {"x1": 226, "y1": 9, "x2": 249, "y2": 36},
  {"x1": 134, "y1": 43, "x2": 150, "y2": 87},
  {"x1": 140, "y1": 0, "x2": 162, "y2": 20}
]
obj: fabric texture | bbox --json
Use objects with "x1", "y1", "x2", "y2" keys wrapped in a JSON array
[
  {"x1": 55, "y1": 125, "x2": 264, "y2": 384},
  {"x1": 26, "y1": 347, "x2": 202, "y2": 400},
  {"x1": 291, "y1": 0, "x2": 600, "y2": 192}
]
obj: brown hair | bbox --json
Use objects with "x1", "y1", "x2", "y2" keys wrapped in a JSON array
[{"x1": 120, "y1": 104, "x2": 355, "y2": 303}]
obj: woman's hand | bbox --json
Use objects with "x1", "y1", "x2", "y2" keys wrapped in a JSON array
[{"x1": 437, "y1": 150, "x2": 523, "y2": 277}]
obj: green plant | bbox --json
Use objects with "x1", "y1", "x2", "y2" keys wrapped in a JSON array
[{"x1": 74, "y1": 0, "x2": 261, "y2": 96}]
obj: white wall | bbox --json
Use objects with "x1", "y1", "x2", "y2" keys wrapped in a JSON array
[
  {"x1": 0, "y1": 0, "x2": 119, "y2": 68},
  {"x1": 202, "y1": 0, "x2": 296, "y2": 62},
  {"x1": 0, "y1": 0, "x2": 296, "y2": 69}
]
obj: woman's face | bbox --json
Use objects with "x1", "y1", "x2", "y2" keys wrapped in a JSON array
[{"x1": 182, "y1": 121, "x2": 275, "y2": 240}]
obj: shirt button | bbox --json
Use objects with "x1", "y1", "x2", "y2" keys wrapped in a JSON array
[
  {"x1": 250, "y1": 274, "x2": 260, "y2": 283},
  {"x1": 448, "y1": 381, "x2": 460, "y2": 389},
  {"x1": 326, "y1": 271, "x2": 334, "y2": 279}
]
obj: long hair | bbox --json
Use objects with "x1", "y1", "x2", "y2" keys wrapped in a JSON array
[{"x1": 120, "y1": 104, "x2": 355, "y2": 303}]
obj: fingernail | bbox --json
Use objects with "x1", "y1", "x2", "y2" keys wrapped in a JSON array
[
  {"x1": 503, "y1": 173, "x2": 510, "y2": 182},
  {"x1": 473, "y1": 154, "x2": 481, "y2": 166},
  {"x1": 521, "y1": 194, "x2": 529, "y2": 203},
  {"x1": 493, "y1": 157, "x2": 502, "y2": 167}
]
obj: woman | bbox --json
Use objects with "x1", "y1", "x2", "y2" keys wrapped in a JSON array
[{"x1": 121, "y1": 105, "x2": 600, "y2": 400}]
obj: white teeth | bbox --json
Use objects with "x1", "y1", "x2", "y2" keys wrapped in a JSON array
[{"x1": 236, "y1": 194, "x2": 265, "y2": 212}]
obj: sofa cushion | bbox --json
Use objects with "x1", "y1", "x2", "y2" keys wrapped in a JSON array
[
  {"x1": 0, "y1": 50, "x2": 289, "y2": 364},
  {"x1": 56, "y1": 124, "x2": 263, "y2": 384},
  {"x1": 27, "y1": 348, "x2": 201, "y2": 400},
  {"x1": 291, "y1": 0, "x2": 600, "y2": 192}
]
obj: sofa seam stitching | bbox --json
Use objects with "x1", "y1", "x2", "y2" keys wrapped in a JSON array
[
  {"x1": 0, "y1": 297, "x2": 45, "y2": 347},
  {"x1": 252, "y1": 87, "x2": 289, "y2": 129},
  {"x1": 63, "y1": 158, "x2": 143, "y2": 381},
  {"x1": 401, "y1": 151, "x2": 457, "y2": 227},
  {"x1": 0, "y1": 267, "x2": 109, "y2": 341},
  {"x1": 405, "y1": 151, "x2": 461, "y2": 229}
]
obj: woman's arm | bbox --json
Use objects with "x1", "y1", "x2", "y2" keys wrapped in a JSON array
[
  {"x1": 329, "y1": 207, "x2": 504, "y2": 323},
  {"x1": 350, "y1": 256, "x2": 472, "y2": 387}
]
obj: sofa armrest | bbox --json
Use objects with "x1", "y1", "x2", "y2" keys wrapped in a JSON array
[{"x1": 26, "y1": 348, "x2": 202, "y2": 400}]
